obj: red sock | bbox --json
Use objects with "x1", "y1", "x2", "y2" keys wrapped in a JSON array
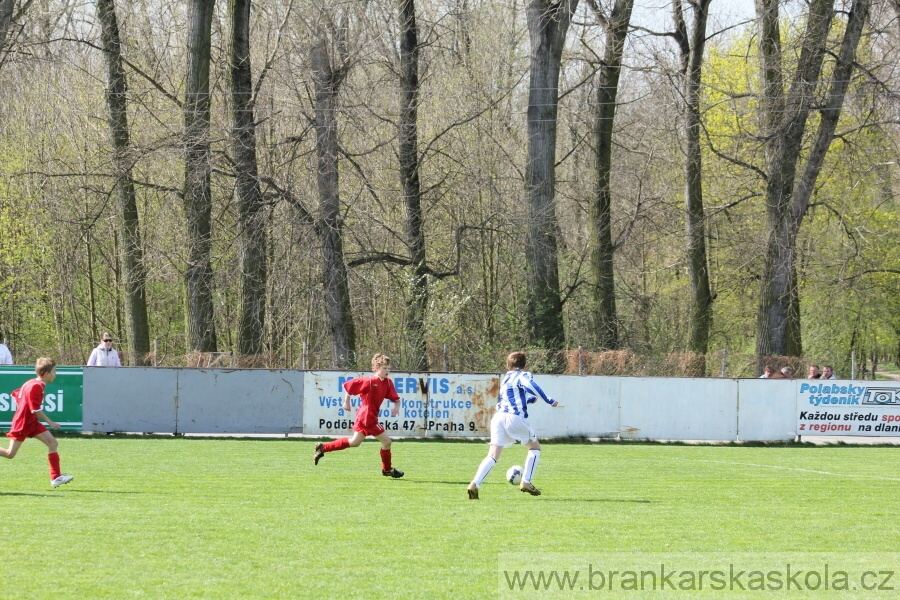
[
  {"x1": 48, "y1": 452, "x2": 61, "y2": 480},
  {"x1": 323, "y1": 438, "x2": 350, "y2": 452},
  {"x1": 380, "y1": 449, "x2": 392, "y2": 471}
]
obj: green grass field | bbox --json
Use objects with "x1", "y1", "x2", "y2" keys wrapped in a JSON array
[{"x1": 2, "y1": 436, "x2": 899, "y2": 599}]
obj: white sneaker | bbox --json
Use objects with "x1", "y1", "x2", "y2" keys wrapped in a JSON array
[{"x1": 51, "y1": 474, "x2": 74, "y2": 488}]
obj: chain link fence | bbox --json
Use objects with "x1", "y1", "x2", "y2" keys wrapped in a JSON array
[{"x1": 6, "y1": 339, "x2": 874, "y2": 380}]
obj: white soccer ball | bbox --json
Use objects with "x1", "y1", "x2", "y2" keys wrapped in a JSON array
[{"x1": 506, "y1": 465, "x2": 523, "y2": 485}]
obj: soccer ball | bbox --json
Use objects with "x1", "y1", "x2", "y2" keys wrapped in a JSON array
[{"x1": 506, "y1": 465, "x2": 523, "y2": 485}]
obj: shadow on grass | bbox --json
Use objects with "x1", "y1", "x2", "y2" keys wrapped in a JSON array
[
  {"x1": 542, "y1": 497, "x2": 655, "y2": 503},
  {"x1": 398, "y1": 481, "x2": 654, "y2": 504},
  {"x1": 61, "y1": 489, "x2": 144, "y2": 494},
  {"x1": 1, "y1": 489, "x2": 144, "y2": 496},
  {"x1": 401, "y1": 479, "x2": 470, "y2": 486}
]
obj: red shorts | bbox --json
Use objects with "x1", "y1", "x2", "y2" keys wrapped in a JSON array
[
  {"x1": 6, "y1": 421, "x2": 48, "y2": 442},
  {"x1": 353, "y1": 421, "x2": 386, "y2": 437}
]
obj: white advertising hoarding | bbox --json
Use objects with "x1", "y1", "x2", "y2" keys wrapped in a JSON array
[
  {"x1": 79, "y1": 367, "x2": 900, "y2": 440},
  {"x1": 302, "y1": 371, "x2": 499, "y2": 437},
  {"x1": 619, "y1": 377, "x2": 739, "y2": 441},
  {"x1": 796, "y1": 381, "x2": 900, "y2": 436},
  {"x1": 736, "y1": 379, "x2": 797, "y2": 441},
  {"x1": 532, "y1": 376, "x2": 620, "y2": 438}
]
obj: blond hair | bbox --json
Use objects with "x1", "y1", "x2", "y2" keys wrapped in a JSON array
[
  {"x1": 371, "y1": 353, "x2": 391, "y2": 371},
  {"x1": 36, "y1": 357, "x2": 57, "y2": 376}
]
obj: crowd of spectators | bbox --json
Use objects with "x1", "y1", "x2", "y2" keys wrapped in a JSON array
[{"x1": 760, "y1": 364, "x2": 838, "y2": 379}]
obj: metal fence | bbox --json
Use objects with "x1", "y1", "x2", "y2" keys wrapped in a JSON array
[{"x1": 6, "y1": 337, "x2": 874, "y2": 380}]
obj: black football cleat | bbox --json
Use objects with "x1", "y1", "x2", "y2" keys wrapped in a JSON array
[
  {"x1": 314, "y1": 443, "x2": 325, "y2": 465},
  {"x1": 382, "y1": 468, "x2": 404, "y2": 478}
]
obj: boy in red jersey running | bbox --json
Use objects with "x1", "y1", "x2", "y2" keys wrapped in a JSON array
[
  {"x1": 314, "y1": 353, "x2": 404, "y2": 478},
  {"x1": 1, "y1": 357, "x2": 74, "y2": 488}
]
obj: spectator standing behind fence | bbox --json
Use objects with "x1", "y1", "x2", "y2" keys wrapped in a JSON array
[
  {"x1": 759, "y1": 366, "x2": 775, "y2": 378},
  {"x1": 822, "y1": 365, "x2": 838, "y2": 380},
  {"x1": 0, "y1": 340, "x2": 12, "y2": 365},
  {"x1": 770, "y1": 366, "x2": 793, "y2": 379},
  {"x1": 808, "y1": 365, "x2": 821, "y2": 379},
  {"x1": 87, "y1": 333, "x2": 121, "y2": 366}
]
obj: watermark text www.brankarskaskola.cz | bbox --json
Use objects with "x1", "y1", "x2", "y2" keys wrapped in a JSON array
[{"x1": 499, "y1": 553, "x2": 900, "y2": 597}]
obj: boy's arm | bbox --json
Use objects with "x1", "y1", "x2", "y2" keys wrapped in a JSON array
[
  {"x1": 385, "y1": 379, "x2": 400, "y2": 416},
  {"x1": 342, "y1": 378, "x2": 358, "y2": 412},
  {"x1": 33, "y1": 409, "x2": 60, "y2": 430},
  {"x1": 526, "y1": 378, "x2": 559, "y2": 407}
]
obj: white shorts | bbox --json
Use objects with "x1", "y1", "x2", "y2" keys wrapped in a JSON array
[{"x1": 490, "y1": 411, "x2": 537, "y2": 448}]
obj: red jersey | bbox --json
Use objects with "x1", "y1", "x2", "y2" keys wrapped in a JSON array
[
  {"x1": 343, "y1": 375, "x2": 399, "y2": 431},
  {"x1": 9, "y1": 378, "x2": 46, "y2": 435}
]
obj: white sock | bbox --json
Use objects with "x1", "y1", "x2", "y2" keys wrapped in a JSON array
[
  {"x1": 472, "y1": 456, "x2": 496, "y2": 488},
  {"x1": 523, "y1": 449, "x2": 540, "y2": 484}
]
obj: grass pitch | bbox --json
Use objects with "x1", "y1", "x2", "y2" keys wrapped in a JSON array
[{"x1": 1, "y1": 437, "x2": 899, "y2": 599}]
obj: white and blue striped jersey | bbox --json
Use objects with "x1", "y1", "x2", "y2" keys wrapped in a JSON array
[{"x1": 496, "y1": 370, "x2": 556, "y2": 419}]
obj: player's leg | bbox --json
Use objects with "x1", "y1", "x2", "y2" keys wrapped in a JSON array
[
  {"x1": 519, "y1": 439, "x2": 542, "y2": 496},
  {"x1": 468, "y1": 413, "x2": 508, "y2": 499},
  {"x1": 35, "y1": 431, "x2": 73, "y2": 487},
  {"x1": 346, "y1": 430, "x2": 366, "y2": 447},
  {"x1": 376, "y1": 432, "x2": 403, "y2": 478},
  {"x1": 468, "y1": 445, "x2": 502, "y2": 500},
  {"x1": 314, "y1": 431, "x2": 365, "y2": 464},
  {"x1": 497, "y1": 416, "x2": 542, "y2": 496},
  {"x1": 521, "y1": 439, "x2": 542, "y2": 483},
  {"x1": 483, "y1": 443, "x2": 505, "y2": 472},
  {"x1": 0, "y1": 438, "x2": 24, "y2": 459}
]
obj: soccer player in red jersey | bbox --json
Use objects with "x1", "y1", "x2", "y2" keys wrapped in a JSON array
[
  {"x1": 1, "y1": 357, "x2": 75, "y2": 488},
  {"x1": 314, "y1": 353, "x2": 404, "y2": 477}
]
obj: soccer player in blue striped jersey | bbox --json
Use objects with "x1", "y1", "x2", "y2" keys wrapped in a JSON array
[{"x1": 467, "y1": 351, "x2": 559, "y2": 499}]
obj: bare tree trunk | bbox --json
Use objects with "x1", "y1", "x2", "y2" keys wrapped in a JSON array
[
  {"x1": 754, "y1": 0, "x2": 869, "y2": 368},
  {"x1": 86, "y1": 231, "x2": 97, "y2": 340},
  {"x1": 398, "y1": 0, "x2": 428, "y2": 371},
  {"x1": 754, "y1": 0, "x2": 833, "y2": 364},
  {"x1": 229, "y1": 0, "x2": 267, "y2": 358},
  {"x1": 97, "y1": 0, "x2": 151, "y2": 366},
  {"x1": 0, "y1": 0, "x2": 32, "y2": 68},
  {"x1": 0, "y1": 0, "x2": 14, "y2": 57},
  {"x1": 673, "y1": 0, "x2": 713, "y2": 357},
  {"x1": 524, "y1": 0, "x2": 578, "y2": 363},
  {"x1": 311, "y1": 37, "x2": 356, "y2": 369},
  {"x1": 891, "y1": 0, "x2": 900, "y2": 36},
  {"x1": 790, "y1": 0, "x2": 871, "y2": 243},
  {"x1": 183, "y1": 0, "x2": 217, "y2": 352},
  {"x1": 786, "y1": 262, "x2": 801, "y2": 355},
  {"x1": 587, "y1": 0, "x2": 633, "y2": 351}
]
